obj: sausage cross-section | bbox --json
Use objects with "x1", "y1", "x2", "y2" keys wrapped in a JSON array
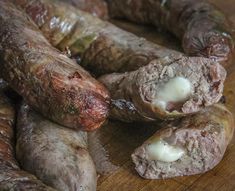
[
  {"x1": 106, "y1": 0, "x2": 234, "y2": 64},
  {"x1": 16, "y1": 103, "x2": 97, "y2": 191},
  {"x1": 99, "y1": 56, "x2": 226, "y2": 122},
  {"x1": 0, "y1": 1, "x2": 110, "y2": 131},
  {"x1": 132, "y1": 104, "x2": 234, "y2": 179}
]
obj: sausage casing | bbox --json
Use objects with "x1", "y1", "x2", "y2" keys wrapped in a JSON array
[
  {"x1": 0, "y1": 93, "x2": 56, "y2": 191},
  {"x1": 16, "y1": 103, "x2": 97, "y2": 191}
]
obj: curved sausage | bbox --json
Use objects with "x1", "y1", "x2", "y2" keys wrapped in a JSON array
[
  {"x1": 0, "y1": 93, "x2": 56, "y2": 191},
  {"x1": 99, "y1": 56, "x2": 226, "y2": 121},
  {"x1": 16, "y1": 103, "x2": 97, "y2": 191},
  {"x1": 0, "y1": 1, "x2": 110, "y2": 131},
  {"x1": 132, "y1": 104, "x2": 234, "y2": 179},
  {"x1": 106, "y1": 0, "x2": 234, "y2": 65}
]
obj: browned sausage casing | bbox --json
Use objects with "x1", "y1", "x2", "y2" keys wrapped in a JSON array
[
  {"x1": 132, "y1": 104, "x2": 234, "y2": 179},
  {"x1": 0, "y1": 94, "x2": 56, "y2": 191},
  {"x1": 0, "y1": 1, "x2": 110, "y2": 131},
  {"x1": 16, "y1": 103, "x2": 97, "y2": 191},
  {"x1": 106, "y1": 0, "x2": 234, "y2": 65}
]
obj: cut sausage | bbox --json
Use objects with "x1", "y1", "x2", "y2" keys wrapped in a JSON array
[
  {"x1": 99, "y1": 57, "x2": 226, "y2": 121},
  {"x1": 132, "y1": 104, "x2": 234, "y2": 179},
  {"x1": 0, "y1": 1, "x2": 110, "y2": 131},
  {"x1": 16, "y1": 103, "x2": 97, "y2": 191},
  {"x1": 106, "y1": 0, "x2": 234, "y2": 65},
  {"x1": 0, "y1": 93, "x2": 56, "y2": 191}
]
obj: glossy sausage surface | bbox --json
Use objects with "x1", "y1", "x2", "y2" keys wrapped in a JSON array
[{"x1": 14, "y1": 0, "x2": 185, "y2": 75}]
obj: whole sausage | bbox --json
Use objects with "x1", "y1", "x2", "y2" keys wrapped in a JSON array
[
  {"x1": 106, "y1": 0, "x2": 234, "y2": 65},
  {"x1": 14, "y1": 0, "x2": 188, "y2": 75},
  {"x1": 0, "y1": 93, "x2": 56, "y2": 191},
  {"x1": 0, "y1": 1, "x2": 110, "y2": 131},
  {"x1": 16, "y1": 103, "x2": 97, "y2": 191},
  {"x1": 99, "y1": 56, "x2": 226, "y2": 121},
  {"x1": 132, "y1": 104, "x2": 234, "y2": 179}
]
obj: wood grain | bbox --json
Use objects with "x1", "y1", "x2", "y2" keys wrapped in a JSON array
[{"x1": 96, "y1": 1, "x2": 235, "y2": 190}]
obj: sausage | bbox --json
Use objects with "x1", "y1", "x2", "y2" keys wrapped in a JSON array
[
  {"x1": 16, "y1": 103, "x2": 97, "y2": 191},
  {"x1": 0, "y1": 1, "x2": 110, "y2": 131},
  {"x1": 0, "y1": 93, "x2": 56, "y2": 191},
  {"x1": 99, "y1": 56, "x2": 226, "y2": 121},
  {"x1": 132, "y1": 104, "x2": 234, "y2": 179},
  {"x1": 14, "y1": 0, "x2": 190, "y2": 75},
  {"x1": 106, "y1": 0, "x2": 234, "y2": 65}
]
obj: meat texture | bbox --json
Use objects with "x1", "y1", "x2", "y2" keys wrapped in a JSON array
[
  {"x1": 0, "y1": 93, "x2": 56, "y2": 191},
  {"x1": 99, "y1": 56, "x2": 226, "y2": 122},
  {"x1": 16, "y1": 103, "x2": 97, "y2": 191},
  {"x1": 0, "y1": 1, "x2": 110, "y2": 131},
  {"x1": 132, "y1": 104, "x2": 234, "y2": 179},
  {"x1": 107, "y1": 0, "x2": 234, "y2": 65}
]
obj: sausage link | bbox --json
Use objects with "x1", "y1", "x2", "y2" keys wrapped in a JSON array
[
  {"x1": 132, "y1": 104, "x2": 234, "y2": 179},
  {"x1": 0, "y1": 1, "x2": 110, "y2": 131},
  {"x1": 16, "y1": 103, "x2": 97, "y2": 191},
  {"x1": 99, "y1": 57, "x2": 226, "y2": 121},
  {"x1": 0, "y1": 93, "x2": 56, "y2": 191},
  {"x1": 106, "y1": 0, "x2": 234, "y2": 65},
  {"x1": 14, "y1": 0, "x2": 184, "y2": 75}
]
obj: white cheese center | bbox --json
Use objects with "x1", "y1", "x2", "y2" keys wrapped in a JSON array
[
  {"x1": 147, "y1": 139, "x2": 185, "y2": 162},
  {"x1": 154, "y1": 77, "x2": 192, "y2": 110}
]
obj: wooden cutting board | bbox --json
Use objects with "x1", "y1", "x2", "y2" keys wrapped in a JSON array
[{"x1": 95, "y1": 1, "x2": 235, "y2": 190}]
